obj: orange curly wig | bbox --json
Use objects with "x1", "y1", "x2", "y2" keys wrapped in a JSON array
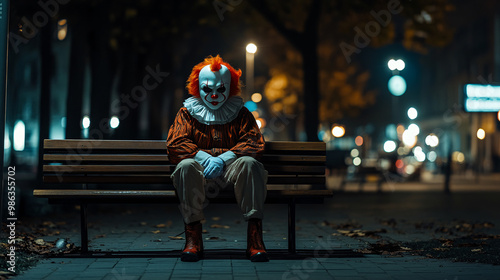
[{"x1": 186, "y1": 55, "x2": 242, "y2": 98}]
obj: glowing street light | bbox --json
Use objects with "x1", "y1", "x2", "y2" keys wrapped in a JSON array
[
  {"x1": 388, "y1": 59, "x2": 397, "y2": 71},
  {"x1": 395, "y1": 59, "x2": 405, "y2": 71},
  {"x1": 246, "y1": 43, "x2": 257, "y2": 99},
  {"x1": 246, "y1": 43, "x2": 257, "y2": 54},
  {"x1": 388, "y1": 59, "x2": 405, "y2": 71},
  {"x1": 331, "y1": 125, "x2": 345, "y2": 138}
]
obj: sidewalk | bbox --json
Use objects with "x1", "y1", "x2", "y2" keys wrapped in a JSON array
[{"x1": 10, "y1": 187, "x2": 500, "y2": 280}]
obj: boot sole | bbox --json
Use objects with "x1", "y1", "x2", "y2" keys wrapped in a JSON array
[
  {"x1": 181, "y1": 252, "x2": 202, "y2": 262},
  {"x1": 249, "y1": 252, "x2": 269, "y2": 262}
]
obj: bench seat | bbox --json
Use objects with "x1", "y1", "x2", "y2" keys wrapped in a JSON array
[{"x1": 34, "y1": 139, "x2": 331, "y2": 256}]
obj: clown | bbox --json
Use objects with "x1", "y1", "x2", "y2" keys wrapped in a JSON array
[{"x1": 167, "y1": 55, "x2": 268, "y2": 262}]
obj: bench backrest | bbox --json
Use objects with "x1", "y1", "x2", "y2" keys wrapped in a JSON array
[{"x1": 42, "y1": 140, "x2": 326, "y2": 186}]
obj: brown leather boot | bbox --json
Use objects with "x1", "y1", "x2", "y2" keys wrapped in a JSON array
[
  {"x1": 181, "y1": 221, "x2": 203, "y2": 262},
  {"x1": 246, "y1": 218, "x2": 269, "y2": 262}
]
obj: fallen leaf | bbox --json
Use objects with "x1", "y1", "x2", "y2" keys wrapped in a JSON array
[
  {"x1": 140, "y1": 222, "x2": 147, "y2": 226},
  {"x1": 34, "y1": 239, "x2": 45, "y2": 246},
  {"x1": 155, "y1": 224, "x2": 166, "y2": 228},
  {"x1": 151, "y1": 230, "x2": 160, "y2": 234},
  {"x1": 210, "y1": 224, "x2": 230, "y2": 229},
  {"x1": 212, "y1": 217, "x2": 221, "y2": 221},
  {"x1": 94, "y1": 234, "x2": 106, "y2": 239},
  {"x1": 168, "y1": 236, "x2": 184, "y2": 240}
]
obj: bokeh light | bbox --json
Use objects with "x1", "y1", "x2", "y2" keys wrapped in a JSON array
[
  {"x1": 396, "y1": 59, "x2": 405, "y2": 71},
  {"x1": 477, "y1": 128, "x2": 485, "y2": 140},
  {"x1": 453, "y1": 151, "x2": 465, "y2": 163},
  {"x1": 350, "y1": 149, "x2": 359, "y2": 157},
  {"x1": 388, "y1": 59, "x2": 397, "y2": 70},
  {"x1": 355, "y1": 135, "x2": 363, "y2": 146},
  {"x1": 408, "y1": 124, "x2": 420, "y2": 135},
  {"x1": 425, "y1": 134, "x2": 439, "y2": 147},
  {"x1": 383, "y1": 140, "x2": 397, "y2": 153},
  {"x1": 244, "y1": 101, "x2": 258, "y2": 112},
  {"x1": 82, "y1": 116, "x2": 90, "y2": 129},
  {"x1": 110, "y1": 116, "x2": 120, "y2": 129},
  {"x1": 407, "y1": 107, "x2": 418, "y2": 120},
  {"x1": 388, "y1": 75, "x2": 407, "y2": 96},
  {"x1": 251, "y1": 93, "x2": 262, "y2": 103},
  {"x1": 13, "y1": 120, "x2": 25, "y2": 152},
  {"x1": 353, "y1": 157, "x2": 361, "y2": 166},
  {"x1": 331, "y1": 125, "x2": 345, "y2": 138},
  {"x1": 428, "y1": 151, "x2": 437, "y2": 162},
  {"x1": 402, "y1": 130, "x2": 417, "y2": 147}
]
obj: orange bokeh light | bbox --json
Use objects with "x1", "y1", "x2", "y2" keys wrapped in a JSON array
[{"x1": 355, "y1": 136, "x2": 363, "y2": 146}]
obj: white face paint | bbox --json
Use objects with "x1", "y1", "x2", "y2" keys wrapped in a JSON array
[{"x1": 198, "y1": 65, "x2": 231, "y2": 110}]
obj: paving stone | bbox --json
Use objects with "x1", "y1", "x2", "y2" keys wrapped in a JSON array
[{"x1": 139, "y1": 272, "x2": 172, "y2": 280}]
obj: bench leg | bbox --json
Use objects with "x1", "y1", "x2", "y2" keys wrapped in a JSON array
[
  {"x1": 287, "y1": 198, "x2": 296, "y2": 254},
  {"x1": 80, "y1": 203, "x2": 88, "y2": 254}
]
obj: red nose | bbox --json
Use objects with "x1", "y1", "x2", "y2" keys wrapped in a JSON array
[{"x1": 211, "y1": 94, "x2": 218, "y2": 99}]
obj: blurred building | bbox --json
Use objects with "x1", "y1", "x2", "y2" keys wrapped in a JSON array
[{"x1": 417, "y1": 0, "x2": 500, "y2": 173}]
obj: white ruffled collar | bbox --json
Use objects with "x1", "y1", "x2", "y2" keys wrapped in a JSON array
[{"x1": 184, "y1": 96, "x2": 244, "y2": 125}]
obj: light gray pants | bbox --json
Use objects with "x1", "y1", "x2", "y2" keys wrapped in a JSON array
[{"x1": 171, "y1": 156, "x2": 268, "y2": 224}]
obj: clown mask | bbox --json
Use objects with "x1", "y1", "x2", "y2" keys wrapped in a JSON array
[{"x1": 198, "y1": 64, "x2": 231, "y2": 110}]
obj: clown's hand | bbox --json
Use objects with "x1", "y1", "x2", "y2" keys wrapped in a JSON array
[{"x1": 203, "y1": 157, "x2": 225, "y2": 179}]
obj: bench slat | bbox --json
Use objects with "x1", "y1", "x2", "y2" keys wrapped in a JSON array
[
  {"x1": 44, "y1": 154, "x2": 170, "y2": 162},
  {"x1": 44, "y1": 140, "x2": 325, "y2": 151},
  {"x1": 43, "y1": 154, "x2": 325, "y2": 163},
  {"x1": 43, "y1": 164, "x2": 324, "y2": 175},
  {"x1": 43, "y1": 175, "x2": 326, "y2": 185},
  {"x1": 43, "y1": 165, "x2": 175, "y2": 173},
  {"x1": 34, "y1": 189, "x2": 332, "y2": 199}
]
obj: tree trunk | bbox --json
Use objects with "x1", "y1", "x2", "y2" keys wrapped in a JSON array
[
  {"x1": 113, "y1": 50, "x2": 139, "y2": 140},
  {"x1": 37, "y1": 24, "x2": 52, "y2": 185},
  {"x1": 301, "y1": 0, "x2": 320, "y2": 141},
  {"x1": 88, "y1": 1, "x2": 112, "y2": 139},
  {"x1": 65, "y1": 23, "x2": 86, "y2": 139},
  {"x1": 301, "y1": 44, "x2": 319, "y2": 142}
]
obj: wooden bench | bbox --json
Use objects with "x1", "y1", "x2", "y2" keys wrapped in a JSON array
[{"x1": 34, "y1": 139, "x2": 331, "y2": 256}]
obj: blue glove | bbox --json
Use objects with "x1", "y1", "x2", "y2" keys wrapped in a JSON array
[{"x1": 203, "y1": 157, "x2": 225, "y2": 179}]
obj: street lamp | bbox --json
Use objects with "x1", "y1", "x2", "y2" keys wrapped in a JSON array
[
  {"x1": 388, "y1": 59, "x2": 405, "y2": 71},
  {"x1": 246, "y1": 43, "x2": 257, "y2": 100}
]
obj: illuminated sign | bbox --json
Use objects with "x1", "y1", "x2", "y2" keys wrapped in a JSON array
[{"x1": 464, "y1": 84, "x2": 500, "y2": 112}]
